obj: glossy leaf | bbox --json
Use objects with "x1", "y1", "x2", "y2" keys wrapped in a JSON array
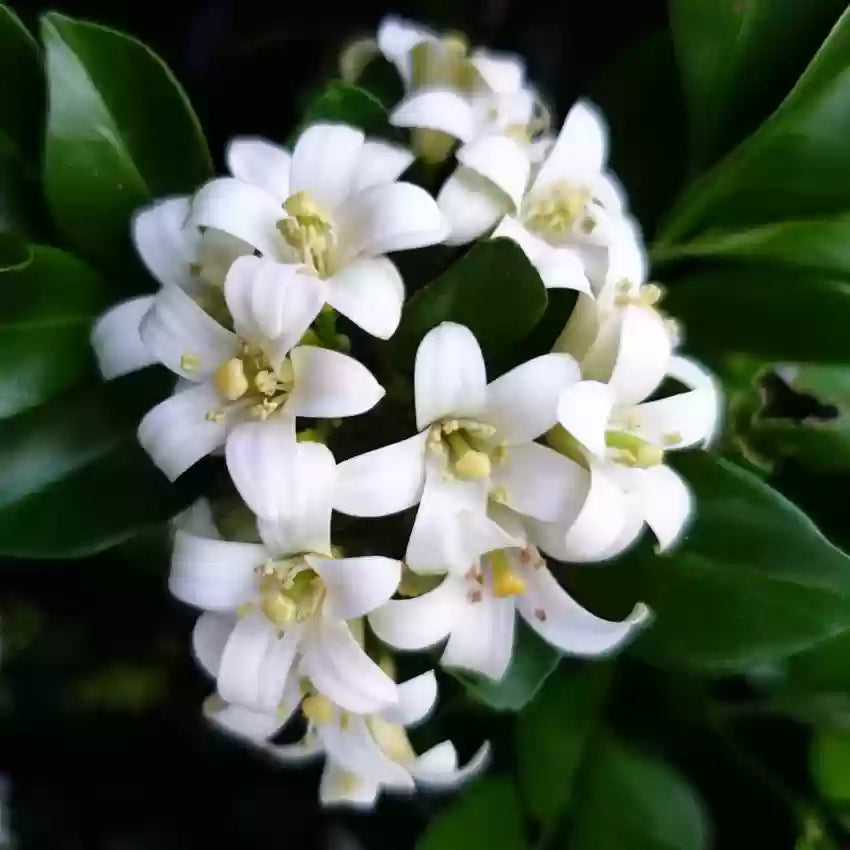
[
  {"x1": 42, "y1": 13, "x2": 211, "y2": 278},
  {"x1": 0, "y1": 6, "x2": 46, "y2": 235},
  {"x1": 663, "y1": 265, "x2": 850, "y2": 364},
  {"x1": 298, "y1": 81, "x2": 398, "y2": 139},
  {"x1": 417, "y1": 777, "x2": 527, "y2": 850},
  {"x1": 659, "y1": 6, "x2": 850, "y2": 243},
  {"x1": 572, "y1": 455, "x2": 850, "y2": 672},
  {"x1": 0, "y1": 246, "x2": 110, "y2": 419},
  {"x1": 517, "y1": 664, "x2": 610, "y2": 826},
  {"x1": 0, "y1": 369, "x2": 197, "y2": 558},
  {"x1": 394, "y1": 238, "x2": 548, "y2": 367},
  {"x1": 563, "y1": 735, "x2": 707, "y2": 850},
  {"x1": 670, "y1": 0, "x2": 846, "y2": 168},
  {"x1": 452, "y1": 622, "x2": 561, "y2": 712}
]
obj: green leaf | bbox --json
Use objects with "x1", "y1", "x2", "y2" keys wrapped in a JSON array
[
  {"x1": 417, "y1": 777, "x2": 528, "y2": 850},
  {"x1": 669, "y1": 0, "x2": 846, "y2": 169},
  {"x1": 662, "y1": 266, "x2": 850, "y2": 364},
  {"x1": 811, "y1": 728, "x2": 850, "y2": 808},
  {"x1": 0, "y1": 6, "x2": 46, "y2": 235},
  {"x1": 452, "y1": 622, "x2": 560, "y2": 712},
  {"x1": 298, "y1": 81, "x2": 397, "y2": 138},
  {"x1": 517, "y1": 664, "x2": 611, "y2": 827},
  {"x1": 659, "y1": 6, "x2": 850, "y2": 243},
  {"x1": 394, "y1": 238, "x2": 548, "y2": 367},
  {"x1": 563, "y1": 735, "x2": 707, "y2": 850},
  {"x1": 0, "y1": 246, "x2": 110, "y2": 419},
  {"x1": 588, "y1": 31, "x2": 687, "y2": 236},
  {"x1": 654, "y1": 215, "x2": 850, "y2": 277},
  {"x1": 42, "y1": 13, "x2": 211, "y2": 278},
  {"x1": 0, "y1": 369, "x2": 197, "y2": 557},
  {"x1": 572, "y1": 455, "x2": 850, "y2": 672}
]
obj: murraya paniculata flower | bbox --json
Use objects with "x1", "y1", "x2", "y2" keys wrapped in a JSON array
[
  {"x1": 334, "y1": 321, "x2": 589, "y2": 575},
  {"x1": 168, "y1": 442, "x2": 401, "y2": 715},
  {"x1": 201, "y1": 669, "x2": 490, "y2": 808}
]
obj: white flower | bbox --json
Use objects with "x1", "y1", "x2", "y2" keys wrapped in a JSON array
[
  {"x1": 171, "y1": 442, "x2": 401, "y2": 715},
  {"x1": 202, "y1": 669, "x2": 490, "y2": 809},
  {"x1": 189, "y1": 123, "x2": 447, "y2": 343},
  {"x1": 534, "y1": 355, "x2": 720, "y2": 560},
  {"x1": 334, "y1": 322, "x2": 586, "y2": 575},
  {"x1": 438, "y1": 101, "x2": 626, "y2": 286},
  {"x1": 370, "y1": 536, "x2": 648, "y2": 681},
  {"x1": 90, "y1": 197, "x2": 251, "y2": 380},
  {"x1": 376, "y1": 16, "x2": 548, "y2": 165},
  {"x1": 135, "y1": 276, "x2": 384, "y2": 481}
]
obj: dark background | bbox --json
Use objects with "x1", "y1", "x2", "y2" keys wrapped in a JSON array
[{"x1": 0, "y1": 2, "x2": 670, "y2": 848}]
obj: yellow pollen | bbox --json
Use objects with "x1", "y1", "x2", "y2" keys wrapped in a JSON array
[
  {"x1": 213, "y1": 358, "x2": 249, "y2": 401},
  {"x1": 524, "y1": 182, "x2": 590, "y2": 237},
  {"x1": 489, "y1": 485, "x2": 509, "y2": 504},
  {"x1": 205, "y1": 409, "x2": 225, "y2": 423},
  {"x1": 254, "y1": 370, "x2": 278, "y2": 396},
  {"x1": 180, "y1": 353, "x2": 201, "y2": 372},
  {"x1": 663, "y1": 431, "x2": 683, "y2": 446},
  {"x1": 301, "y1": 694, "x2": 334, "y2": 725},
  {"x1": 277, "y1": 191, "x2": 334, "y2": 277},
  {"x1": 491, "y1": 550, "x2": 526, "y2": 598}
]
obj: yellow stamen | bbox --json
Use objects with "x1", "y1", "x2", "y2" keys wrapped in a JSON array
[
  {"x1": 213, "y1": 357, "x2": 249, "y2": 401},
  {"x1": 605, "y1": 430, "x2": 664, "y2": 467},
  {"x1": 663, "y1": 431, "x2": 683, "y2": 446},
  {"x1": 254, "y1": 370, "x2": 278, "y2": 396},
  {"x1": 368, "y1": 715, "x2": 417, "y2": 764},
  {"x1": 491, "y1": 550, "x2": 526, "y2": 597},
  {"x1": 446, "y1": 431, "x2": 491, "y2": 479},
  {"x1": 260, "y1": 592, "x2": 297, "y2": 627},
  {"x1": 301, "y1": 694, "x2": 334, "y2": 725},
  {"x1": 180, "y1": 353, "x2": 201, "y2": 372}
]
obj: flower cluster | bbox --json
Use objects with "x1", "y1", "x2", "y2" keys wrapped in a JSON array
[{"x1": 90, "y1": 15, "x2": 720, "y2": 808}]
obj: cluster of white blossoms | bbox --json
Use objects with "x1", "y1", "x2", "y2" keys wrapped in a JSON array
[{"x1": 90, "y1": 15, "x2": 720, "y2": 808}]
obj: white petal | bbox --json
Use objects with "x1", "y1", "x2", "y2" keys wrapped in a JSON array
[
  {"x1": 457, "y1": 135, "x2": 530, "y2": 209},
  {"x1": 321, "y1": 716, "x2": 414, "y2": 789},
  {"x1": 368, "y1": 577, "x2": 465, "y2": 650},
  {"x1": 319, "y1": 762, "x2": 381, "y2": 809},
  {"x1": 308, "y1": 555, "x2": 401, "y2": 620},
  {"x1": 492, "y1": 215, "x2": 548, "y2": 263},
  {"x1": 217, "y1": 612, "x2": 276, "y2": 707},
  {"x1": 352, "y1": 140, "x2": 415, "y2": 193},
  {"x1": 137, "y1": 383, "x2": 233, "y2": 481},
  {"x1": 516, "y1": 562, "x2": 649, "y2": 655},
  {"x1": 406, "y1": 458, "x2": 518, "y2": 575},
  {"x1": 582, "y1": 306, "x2": 672, "y2": 406},
  {"x1": 380, "y1": 671, "x2": 438, "y2": 727},
  {"x1": 633, "y1": 356, "x2": 721, "y2": 449},
  {"x1": 604, "y1": 217, "x2": 647, "y2": 291},
  {"x1": 226, "y1": 137, "x2": 291, "y2": 200},
  {"x1": 255, "y1": 440, "x2": 337, "y2": 556},
  {"x1": 532, "y1": 100, "x2": 608, "y2": 192},
  {"x1": 437, "y1": 166, "x2": 511, "y2": 246},
  {"x1": 175, "y1": 498, "x2": 220, "y2": 537},
  {"x1": 390, "y1": 90, "x2": 476, "y2": 142},
  {"x1": 492, "y1": 442, "x2": 587, "y2": 522},
  {"x1": 534, "y1": 247, "x2": 592, "y2": 292},
  {"x1": 205, "y1": 700, "x2": 282, "y2": 743},
  {"x1": 256, "y1": 626, "x2": 304, "y2": 713},
  {"x1": 269, "y1": 736, "x2": 324, "y2": 764},
  {"x1": 225, "y1": 418, "x2": 299, "y2": 521},
  {"x1": 190, "y1": 177, "x2": 285, "y2": 258},
  {"x1": 413, "y1": 740, "x2": 491, "y2": 788},
  {"x1": 132, "y1": 196, "x2": 197, "y2": 289},
  {"x1": 169, "y1": 530, "x2": 263, "y2": 610},
  {"x1": 300, "y1": 620, "x2": 398, "y2": 713},
  {"x1": 192, "y1": 612, "x2": 236, "y2": 677},
  {"x1": 635, "y1": 465, "x2": 692, "y2": 552},
  {"x1": 337, "y1": 181, "x2": 447, "y2": 258},
  {"x1": 139, "y1": 284, "x2": 239, "y2": 380},
  {"x1": 556, "y1": 380, "x2": 617, "y2": 457},
  {"x1": 484, "y1": 353, "x2": 580, "y2": 444},
  {"x1": 553, "y1": 293, "x2": 599, "y2": 361},
  {"x1": 415, "y1": 322, "x2": 487, "y2": 429},
  {"x1": 325, "y1": 256, "x2": 404, "y2": 340},
  {"x1": 441, "y1": 586, "x2": 515, "y2": 680},
  {"x1": 377, "y1": 15, "x2": 432, "y2": 84},
  {"x1": 471, "y1": 50, "x2": 525, "y2": 93},
  {"x1": 91, "y1": 296, "x2": 156, "y2": 379},
  {"x1": 527, "y1": 463, "x2": 629, "y2": 562},
  {"x1": 224, "y1": 255, "x2": 324, "y2": 365},
  {"x1": 334, "y1": 433, "x2": 428, "y2": 518},
  {"x1": 290, "y1": 123, "x2": 365, "y2": 210},
  {"x1": 288, "y1": 346, "x2": 385, "y2": 419}
]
